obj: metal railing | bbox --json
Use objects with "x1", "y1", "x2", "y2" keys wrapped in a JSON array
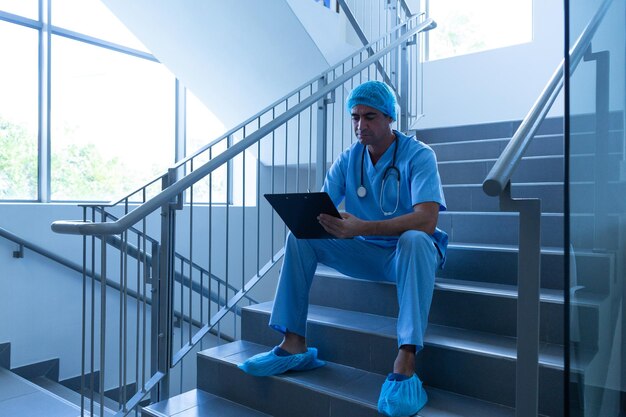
[
  {"x1": 481, "y1": 0, "x2": 616, "y2": 416},
  {"x1": 339, "y1": 0, "x2": 426, "y2": 130},
  {"x1": 51, "y1": 13, "x2": 435, "y2": 417}
]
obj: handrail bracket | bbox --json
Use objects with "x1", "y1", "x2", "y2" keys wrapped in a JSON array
[{"x1": 499, "y1": 181, "x2": 542, "y2": 417}]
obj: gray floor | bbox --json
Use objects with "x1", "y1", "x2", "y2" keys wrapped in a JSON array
[{"x1": 0, "y1": 368, "x2": 81, "y2": 417}]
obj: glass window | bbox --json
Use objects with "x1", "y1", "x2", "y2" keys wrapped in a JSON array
[
  {"x1": 51, "y1": 35, "x2": 175, "y2": 201},
  {"x1": 428, "y1": 0, "x2": 533, "y2": 60},
  {"x1": 51, "y1": 0, "x2": 148, "y2": 52},
  {"x1": 0, "y1": 0, "x2": 38, "y2": 20},
  {"x1": 568, "y1": 0, "x2": 625, "y2": 415},
  {"x1": 0, "y1": 21, "x2": 38, "y2": 200}
]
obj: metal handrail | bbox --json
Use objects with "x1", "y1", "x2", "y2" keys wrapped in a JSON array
[
  {"x1": 482, "y1": 0, "x2": 615, "y2": 196},
  {"x1": 0, "y1": 225, "x2": 247, "y2": 316},
  {"x1": 399, "y1": 0, "x2": 413, "y2": 18},
  {"x1": 0, "y1": 218, "x2": 256, "y2": 303},
  {"x1": 0, "y1": 226, "x2": 85, "y2": 275},
  {"x1": 51, "y1": 16, "x2": 436, "y2": 237}
]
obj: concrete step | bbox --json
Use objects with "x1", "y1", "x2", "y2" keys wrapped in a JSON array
[
  {"x1": 428, "y1": 130, "x2": 623, "y2": 161},
  {"x1": 438, "y1": 153, "x2": 622, "y2": 186},
  {"x1": 416, "y1": 117, "x2": 564, "y2": 144},
  {"x1": 141, "y1": 388, "x2": 271, "y2": 417},
  {"x1": 444, "y1": 182, "x2": 565, "y2": 213},
  {"x1": 438, "y1": 211, "x2": 621, "y2": 250},
  {"x1": 197, "y1": 340, "x2": 519, "y2": 417},
  {"x1": 438, "y1": 155, "x2": 564, "y2": 185},
  {"x1": 430, "y1": 134, "x2": 564, "y2": 162},
  {"x1": 30, "y1": 376, "x2": 116, "y2": 416},
  {"x1": 438, "y1": 244, "x2": 614, "y2": 295},
  {"x1": 239, "y1": 302, "x2": 590, "y2": 416},
  {"x1": 439, "y1": 211, "x2": 567, "y2": 247},
  {"x1": 308, "y1": 271, "x2": 604, "y2": 348},
  {"x1": 0, "y1": 367, "x2": 85, "y2": 417},
  {"x1": 444, "y1": 181, "x2": 626, "y2": 214}
]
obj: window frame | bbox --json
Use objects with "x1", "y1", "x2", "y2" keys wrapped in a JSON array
[{"x1": 0, "y1": 1, "x2": 236, "y2": 204}]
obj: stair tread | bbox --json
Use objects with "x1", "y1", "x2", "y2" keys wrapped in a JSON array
[
  {"x1": 315, "y1": 266, "x2": 607, "y2": 306},
  {"x1": 199, "y1": 340, "x2": 517, "y2": 417},
  {"x1": 435, "y1": 277, "x2": 606, "y2": 306},
  {"x1": 437, "y1": 153, "x2": 564, "y2": 165},
  {"x1": 142, "y1": 388, "x2": 271, "y2": 417},
  {"x1": 427, "y1": 133, "x2": 562, "y2": 148},
  {"x1": 244, "y1": 302, "x2": 595, "y2": 371},
  {"x1": 30, "y1": 376, "x2": 117, "y2": 416},
  {"x1": 0, "y1": 367, "x2": 84, "y2": 417}
]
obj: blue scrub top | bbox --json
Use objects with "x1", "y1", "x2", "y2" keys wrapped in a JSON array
[{"x1": 323, "y1": 130, "x2": 448, "y2": 264}]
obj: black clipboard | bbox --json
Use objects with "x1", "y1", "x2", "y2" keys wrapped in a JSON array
[{"x1": 264, "y1": 192, "x2": 341, "y2": 239}]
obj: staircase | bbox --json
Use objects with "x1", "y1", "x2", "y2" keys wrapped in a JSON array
[
  {"x1": 0, "y1": 342, "x2": 117, "y2": 416},
  {"x1": 140, "y1": 118, "x2": 616, "y2": 417}
]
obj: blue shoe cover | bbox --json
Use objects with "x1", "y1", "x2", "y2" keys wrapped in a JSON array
[
  {"x1": 377, "y1": 373, "x2": 428, "y2": 416},
  {"x1": 238, "y1": 346, "x2": 325, "y2": 376}
]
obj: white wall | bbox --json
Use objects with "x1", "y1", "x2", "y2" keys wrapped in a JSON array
[
  {"x1": 418, "y1": 0, "x2": 565, "y2": 129},
  {"x1": 285, "y1": 0, "x2": 359, "y2": 66},
  {"x1": 101, "y1": 0, "x2": 332, "y2": 130},
  {"x1": 0, "y1": 203, "x2": 142, "y2": 382}
]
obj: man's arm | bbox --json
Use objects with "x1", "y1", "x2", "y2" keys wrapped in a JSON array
[{"x1": 318, "y1": 201, "x2": 439, "y2": 239}]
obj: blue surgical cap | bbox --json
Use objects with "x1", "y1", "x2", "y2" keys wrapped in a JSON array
[{"x1": 345, "y1": 80, "x2": 397, "y2": 121}]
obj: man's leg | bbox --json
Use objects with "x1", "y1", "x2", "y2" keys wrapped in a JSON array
[
  {"x1": 378, "y1": 230, "x2": 438, "y2": 417},
  {"x1": 241, "y1": 233, "x2": 392, "y2": 376},
  {"x1": 269, "y1": 232, "x2": 395, "y2": 341},
  {"x1": 393, "y1": 230, "x2": 438, "y2": 366}
]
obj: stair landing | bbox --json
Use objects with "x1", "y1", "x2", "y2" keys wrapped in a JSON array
[{"x1": 0, "y1": 367, "x2": 83, "y2": 417}]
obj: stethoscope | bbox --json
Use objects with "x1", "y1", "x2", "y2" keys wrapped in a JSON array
[{"x1": 357, "y1": 138, "x2": 400, "y2": 216}]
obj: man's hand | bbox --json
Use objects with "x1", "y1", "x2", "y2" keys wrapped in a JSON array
[
  {"x1": 318, "y1": 212, "x2": 366, "y2": 239},
  {"x1": 317, "y1": 202, "x2": 439, "y2": 239}
]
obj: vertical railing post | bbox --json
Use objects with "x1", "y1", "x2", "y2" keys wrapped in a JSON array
[
  {"x1": 316, "y1": 76, "x2": 329, "y2": 190},
  {"x1": 500, "y1": 182, "x2": 541, "y2": 417},
  {"x1": 583, "y1": 46, "x2": 610, "y2": 251},
  {"x1": 152, "y1": 170, "x2": 177, "y2": 402},
  {"x1": 98, "y1": 209, "x2": 107, "y2": 417},
  {"x1": 399, "y1": 22, "x2": 409, "y2": 132},
  {"x1": 387, "y1": 0, "x2": 400, "y2": 87}
]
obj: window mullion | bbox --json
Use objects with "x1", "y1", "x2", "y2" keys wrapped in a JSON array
[{"x1": 38, "y1": 0, "x2": 51, "y2": 202}]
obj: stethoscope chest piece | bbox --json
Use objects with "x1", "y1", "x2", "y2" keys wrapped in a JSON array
[{"x1": 357, "y1": 137, "x2": 401, "y2": 216}]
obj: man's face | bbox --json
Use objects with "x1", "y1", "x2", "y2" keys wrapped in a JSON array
[{"x1": 351, "y1": 104, "x2": 393, "y2": 147}]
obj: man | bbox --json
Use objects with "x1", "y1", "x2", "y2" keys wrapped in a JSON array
[{"x1": 239, "y1": 80, "x2": 447, "y2": 417}]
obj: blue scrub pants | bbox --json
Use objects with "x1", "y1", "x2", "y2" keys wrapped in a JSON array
[{"x1": 269, "y1": 230, "x2": 439, "y2": 349}]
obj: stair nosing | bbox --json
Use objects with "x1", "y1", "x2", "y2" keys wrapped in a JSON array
[
  {"x1": 242, "y1": 302, "x2": 588, "y2": 370},
  {"x1": 200, "y1": 340, "x2": 522, "y2": 416},
  {"x1": 313, "y1": 272, "x2": 606, "y2": 306}
]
